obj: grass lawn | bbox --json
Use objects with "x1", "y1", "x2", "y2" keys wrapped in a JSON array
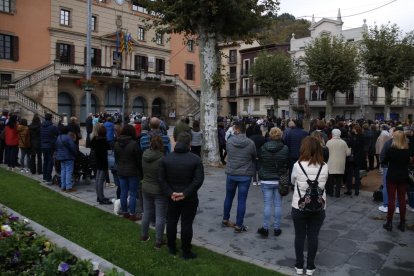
[{"x1": 0, "y1": 168, "x2": 282, "y2": 276}]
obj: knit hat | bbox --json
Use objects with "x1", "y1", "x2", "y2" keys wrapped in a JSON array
[{"x1": 332, "y1": 128, "x2": 341, "y2": 138}]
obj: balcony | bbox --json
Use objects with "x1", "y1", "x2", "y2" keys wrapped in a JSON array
[
  {"x1": 290, "y1": 97, "x2": 361, "y2": 108},
  {"x1": 240, "y1": 69, "x2": 250, "y2": 76},
  {"x1": 367, "y1": 97, "x2": 408, "y2": 106}
]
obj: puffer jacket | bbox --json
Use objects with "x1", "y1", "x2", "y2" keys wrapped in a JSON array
[
  {"x1": 114, "y1": 135, "x2": 142, "y2": 177},
  {"x1": 258, "y1": 140, "x2": 289, "y2": 181},
  {"x1": 285, "y1": 127, "x2": 309, "y2": 159},
  {"x1": 375, "y1": 130, "x2": 391, "y2": 155},
  {"x1": 225, "y1": 133, "x2": 257, "y2": 176},
  {"x1": 142, "y1": 149, "x2": 163, "y2": 195},
  {"x1": 291, "y1": 161, "x2": 329, "y2": 209},
  {"x1": 54, "y1": 134, "x2": 77, "y2": 161},
  {"x1": 40, "y1": 120, "x2": 58, "y2": 149}
]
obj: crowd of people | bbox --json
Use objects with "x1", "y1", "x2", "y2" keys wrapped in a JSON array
[{"x1": 1, "y1": 109, "x2": 414, "y2": 274}]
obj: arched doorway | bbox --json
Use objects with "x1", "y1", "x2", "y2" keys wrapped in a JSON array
[
  {"x1": 105, "y1": 86, "x2": 123, "y2": 113},
  {"x1": 151, "y1": 98, "x2": 165, "y2": 118},
  {"x1": 58, "y1": 92, "x2": 73, "y2": 117},
  {"x1": 132, "y1": 96, "x2": 147, "y2": 115},
  {"x1": 80, "y1": 94, "x2": 98, "y2": 123}
]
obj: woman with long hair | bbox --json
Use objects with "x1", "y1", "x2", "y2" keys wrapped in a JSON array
[
  {"x1": 190, "y1": 120, "x2": 202, "y2": 157},
  {"x1": 141, "y1": 135, "x2": 168, "y2": 248},
  {"x1": 257, "y1": 127, "x2": 289, "y2": 237},
  {"x1": 291, "y1": 136, "x2": 329, "y2": 276},
  {"x1": 29, "y1": 114, "x2": 42, "y2": 175},
  {"x1": 4, "y1": 115, "x2": 19, "y2": 170},
  {"x1": 17, "y1": 118, "x2": 31, "y2": 173},
  {"x1": 382, "y1": 130, "x2": 411, "y2": 232}
]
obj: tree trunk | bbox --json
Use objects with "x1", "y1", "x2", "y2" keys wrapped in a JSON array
[
  {"x1": 199, "y1": 32, "x2": 220, "y2": 166},
  {"x1": 384, "y1": 87, "x2": 393, "y2": 120},
  {"x1": 325, "y1": 91, "x2": 333, "y2": 119},
  {"x1": 273, "y1": 97, "x2": 278, "y2": 118}
]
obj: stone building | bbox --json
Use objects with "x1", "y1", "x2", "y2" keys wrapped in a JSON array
[{"x1": 0, "y1": 0, "x2": 199, "y2": 124}]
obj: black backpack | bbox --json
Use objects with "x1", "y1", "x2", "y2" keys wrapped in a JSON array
[{"x1": 297, "y1": 162, "x2": 325, "y2": 212}]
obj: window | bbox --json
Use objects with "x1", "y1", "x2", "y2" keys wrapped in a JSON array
[
  {"x1": 253, "y1": 83, "x2": 260, "y2": 94},
  {"x1": 0, "y1": 0, "x2": 10, "y2": 13},
  {"x1": 138, "y1": 27, "x2": 145, "y2": 41},
  {"x1": 60, "y1": 9, "x2": 71, "y2": 26},
  {"x1": 242, "y1": 59, "x2": 250, "y2": 75},
  {"x1": 242, "y1": 78, "x2": 249, "y2": 95},
  {"x1": 91, "y1": 16, "x2": 97, "y2": 31},
  {"x1": 229, "y1": 83, "x2": 236, "y2": 96},
  {"x1": 243, "y1": 99, "x2": 249, "y2": 112},
  {"x1": 132, "y1": 4, "x2": 147, "y2": 13},
  {"x1": 135, "y1": 55, "x2": 148, "y2": 71},
  {"x1": 0, "y1": 73, "x2": 12, "y2": 87},
  {"x1": 56, "y1": 43, "x2": 74, "y2": 63},
  {"x1": 185, "y1": 63, "x2": 195, "y2": 80},
  {"x1": 156, "y1": 33, "x2": 163, "y2": 45},
  {"x1": 155, "y1": 58, "x2": 165, "y2": 73},
  {"x1": 229, "y1": 66, "x2": 236, "y2": 80},
  {"x1": 370, "y1": 86, "x2": 378, "y2": 101},
  {"x1": 254, "y1": 98, "x2": 260, "y2": 111},
  {"x1": 84, "y1": 48, "x2": 101, "y2": 66},
  {"x1": 229, "y1": 50, "x2": 237, "y2": 63},
  {"x1": 0, "y1": 34, "x2": 18, "y2": 61},
  {"x1": 187, "y1": 40, "x2": 194, "y2": 52}
]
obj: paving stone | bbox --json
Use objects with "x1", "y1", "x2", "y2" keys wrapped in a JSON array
[
  {"x1": 316, "y1": 249, "x2": 350, "y2": 268},
  {"x1": 341, "y1": 229, "x2": 369, "y2": 241},
  {"x1": 347, "y1": 251, "x2": 384, "y2": 270},
  {"x1": 329, "y1": 238, "x2": 358, "y2": 254}
]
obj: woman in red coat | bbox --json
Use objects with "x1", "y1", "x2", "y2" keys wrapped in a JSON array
[{"x1": 5, "y1": 115, "x2": 19, "y2": 170}]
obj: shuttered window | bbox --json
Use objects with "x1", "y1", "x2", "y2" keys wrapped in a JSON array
[{"x1": 0, "y1": 34, "x2": 18, "y2": 61}]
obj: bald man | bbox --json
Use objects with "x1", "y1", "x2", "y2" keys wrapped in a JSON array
[{"x1": 140, "y1": 117, "x2": 171, "y2": 154}]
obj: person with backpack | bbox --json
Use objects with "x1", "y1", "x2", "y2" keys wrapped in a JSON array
[{"x1": 291, "y1": 136, "x2": 329, "y2": 276}]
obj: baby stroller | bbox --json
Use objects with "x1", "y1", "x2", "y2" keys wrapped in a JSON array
[{"x1": 52, "y1": 151, "x2": 93, "y2": 186}]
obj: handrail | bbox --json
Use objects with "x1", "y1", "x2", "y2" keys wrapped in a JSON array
[
  {"x1": 175, "y1": 77, "x2": 200, "y2": 103},
  {"x1": 15, "y1": 64, "x2": 55, "y2": 92}
]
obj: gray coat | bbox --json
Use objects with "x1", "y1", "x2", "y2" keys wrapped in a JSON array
[{"x1": 225, "y1": 134, "x2": 257, "y2": 176}]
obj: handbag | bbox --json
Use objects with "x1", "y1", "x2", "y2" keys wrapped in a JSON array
[{"x1": 278, "y1": 170, "x2": 290, "y2": 196}]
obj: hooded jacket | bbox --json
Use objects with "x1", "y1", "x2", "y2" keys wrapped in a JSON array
[
  {"x1": 225, "y1": 133, "x2": 257, "y2": 176},
  {"x1": 258, "y1": 140, "x2": 289, "y2": 181},
  {"x1": 114, "y1": 135, "x2": 142, "y2": 177},
  {"x1": 142, "y1": 149, "x2": 164, "y2": 195},
  {"x1": 40, "y1": 120, "x2": 58, "y2": 149}
]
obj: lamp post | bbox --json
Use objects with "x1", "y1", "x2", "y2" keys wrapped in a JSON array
[
  {"x1": 122, "y1": 76, "x2": 129, "y2": 126},
  {"x1": 85, "y1": 0, "x2": 92, "y2": 119}
]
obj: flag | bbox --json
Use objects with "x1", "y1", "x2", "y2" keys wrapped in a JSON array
[
  {"x1": 116, "y1": 31, "x2": 120, "y2": 53},
  {"x1": 127, "y1": 33, "x2": 133, "y2": 54},
  {"x1": 120, "y1": 31, "x2": 125, "y2": 54},
  {"x1": 124, "y1": 31, "x2": 129, "y2": 54}
]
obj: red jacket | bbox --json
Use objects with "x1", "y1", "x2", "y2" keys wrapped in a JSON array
[
  {"x1": 5, "y1": 125, "x2": 19, "y2": 146},
  {"x1": 134, "y1": 123, "x2": 141, "y2": 137}
]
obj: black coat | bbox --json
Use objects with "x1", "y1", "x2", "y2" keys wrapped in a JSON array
[
  {"x1": 350, "y1": 133, "x2": 365, "y2": 167},
  {"x1": 159, "y1": 142, "x2": 204, "y2": 199},
  {"x1": 90, "y1": 136, "x2": 110, "y2": 170},
  {"x1": 383, "y1": 147, "x2": 411, "y2": 183},
  {"x1": 29, "y1": 122, "x2": 41, "y2": 152},
  {"x1": 258, "y1": 140, "x2": 289, "y2": 181}
]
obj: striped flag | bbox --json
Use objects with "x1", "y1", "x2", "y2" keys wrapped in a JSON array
[
  {"x1": 120, "y1": 31, "x2": 125, "y2": 54},
  {"x1": 124, "y1": 31, "x2": 129, "y2": 54},
  {"x1": 127, "y1": 33, "x2": 133, "y2": 54}
]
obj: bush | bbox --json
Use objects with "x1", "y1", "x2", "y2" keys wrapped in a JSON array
[{"x1": 68, "y1": 69, "x2": 78, "y2": 74}]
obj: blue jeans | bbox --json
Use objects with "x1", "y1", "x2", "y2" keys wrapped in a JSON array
[
  {"x1": 141, "y1": 193, "x2": 168, "y2": 243},
  {"x1": 42, "y1": 148, "x2": 54, "y2": 181},
  {"x1": 382, "y1": 167, "x2": 399, "y2": 207},
  {"x1": 261, "y1": 184, "x2": 282, "y2": 230},
  {"x1": 19, "y1": 148, "x2": 30, "y2": 169},
  {"x1": 60, "y1": 160, "x2": 74, "y2": 189},
  {"x1": 119, "y1": 176, "x2": 139, "y2": 215},
  {"x1": 223, "y1": 175, "x2": 251, "y2": 227}
]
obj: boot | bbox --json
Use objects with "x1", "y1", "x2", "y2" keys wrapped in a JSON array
[
  {"x1": 383, "y1": 220, "x2": 392, "y2": 231},
  {"x1": 398, "y1": 222, "x2": 405, "y2": 232}
]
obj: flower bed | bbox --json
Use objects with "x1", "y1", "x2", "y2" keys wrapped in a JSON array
[{"x1": 0, "y1": 207, "x2": 123, "y2": 275}]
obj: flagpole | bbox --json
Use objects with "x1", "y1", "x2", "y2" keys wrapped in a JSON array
[{"x1": 85, "y1": 0, "x2": 92, "y2": 119}]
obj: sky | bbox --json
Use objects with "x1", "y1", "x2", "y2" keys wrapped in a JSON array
[{"x1": 278, "y1": 0, "x2": 414, "y2": 33}]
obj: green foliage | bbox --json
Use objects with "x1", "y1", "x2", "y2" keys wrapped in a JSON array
[
  {"x1": 304, "y1": 36, "x2": 360, "y2": 94},
  {"x1": 360, "y1": 24, "x2": 414, "y2": 94},
  {"x1": 260, "y1": 13, "x2": 311, "y2": 44},
  {"x1": 251, "y1": 50, "x2": 297, "y2": 101},
  {"x1": 0, "y1": 168, "x2": 281, "y2": 275}
]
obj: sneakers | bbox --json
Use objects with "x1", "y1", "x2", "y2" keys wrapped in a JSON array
[
  {"x1": 295, "y1": 266, "x2": 304, "y2": 275},
  {"x1": 252, "y1": 181, "x2": 258, "y2": 186},
  {"x1": 257, "y1": 227, "x2": 269, "y2": 237},
  {"x1": 98, "y1": 198, "x2": 113, "y2": 205},
  {"x1": 234, "y1": 225, "x2": 248, "y2": 233},
  {"x1": 395, "y1": 207, "x2": 400, "y2": 214},
  {"x1": 274, "y1": 229, "x2": 282, "y2": 236},
  {"x1": 378, "y1": 206, "x2": 388, "y2": 213},
  {"x1": 222, "y1": 220, "x2": 235, "y2": 227},
  {"x1": 306, "y1": 266, "x2": 316, "y2": 275}
]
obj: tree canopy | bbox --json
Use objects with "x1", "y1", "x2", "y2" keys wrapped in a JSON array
[
  {"x1": 304, "y1": 36, "x2": 360, "y2": 119},
  {"x1": 360, "y1": 24, "x2": 414, "y2": 119}
]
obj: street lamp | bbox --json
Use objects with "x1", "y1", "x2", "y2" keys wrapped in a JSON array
[
  {"x1": 85, "y1": 0, "x2": 92, "y2": 119},
  {"x1": 122, "y1": 76, "x2": 129, "y2": 126}
]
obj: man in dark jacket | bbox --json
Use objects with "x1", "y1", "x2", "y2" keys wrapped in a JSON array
[
  {"x1": 40, "y1": 113, "x2": 59, "y2": 184},
  {"x1": 159, "y1": 132, "x2": 204, "y2": 259},
  {"x1": 223, "y1": 122, "x2": 257, "y2": 233},
  {"x1": 85, "y1": 113, "x2": 93, "y2": 148}
]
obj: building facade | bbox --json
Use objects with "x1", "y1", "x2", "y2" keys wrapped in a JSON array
[{"x1": 0, "y1": 0, "x2": 199, "y2": 123}]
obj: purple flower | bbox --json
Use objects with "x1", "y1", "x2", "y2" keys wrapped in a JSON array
[
  {"x1": 8, "y1": 214, "x2": 18, "y2": 221},
  {"x1": 58, "y1": 262, "x2": 70, "y2": 273}
]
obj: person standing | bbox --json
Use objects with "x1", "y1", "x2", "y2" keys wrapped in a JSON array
[
  {"x1": 67, "y1": 116, "x2": 82, "y2": 146},
  {"x1": 54, "y1": 127, "x2": 77, "y2": 192},
  {"x1": 4, "y1": 115, "x2": 19, "y2": 170},
  {"x1": 291, "y1": 137, "x2": 329, "y2": 276},
  {"x1": 222, "y1": 122, "x2": 257, "y2": 233},
  {"x1": 190, "y1": 120, "x2": 202, "y2": 157},
  {"x1": 103, "y1": 117, "x2": 115, "y2": 149},
  {"x1": 173, "y1": 116, "x2": 191, "y2": 142},
  {"x1": 114, "y1": 125, "x2": 142, "y2": 221},
  {"x1": 382, "y1": 130, "x2": 411, "y2": 232},
  {"x1": 218, "y1": 122, "x2": 227, "y2": 165},
  {"x1": 159, "y1": 132, "x2": 204, "y2": 259},
  {"x1": 376, "y1": 126, "x2": 392, "y2": 212},
  {"x1": 40, "y1": 113, "x2": 59, "y2": 184},
  {"x1": 326, "y1": 129, "x2": 351, "y2": 197},
  {"x1": 141, "y1": 136, "x2": 168, "y2": 248},
  {"x1": 90, "y1": 125, "x2": 112, "y2": 205},
  {"x1": 85, "y1": 113, "x2": 93, "y2": 148},
  {"x1": 17, "y1": 119, "x2": 31, "y2": 173},
  {"x1": 140, "y1": 117, "x2": 171, "y2": 154},
  {"x1": 257, "y1": 127, "x2": 289, "y2": 237},
  {"x1": 0, "y1": 110, "x2": 8, "y2": 164},
  {"x1": 29, "y1": 114, "x2": 42, "y2": 175},
  {"x1": 249, "y1": 124, "x2": 266, "y2": 186}
]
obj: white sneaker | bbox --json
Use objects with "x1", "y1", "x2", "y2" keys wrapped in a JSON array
[
  {"x1": 395, "y1": 207, "x2": 400, "y2": 214},
  {"x1": 295, "y1": 267, "x2": 304, "y2": 275},
  {"x1": 20, "y1": 169, "x2": 25, "y2": 173},
  {"x1": 252, "y1": 182, "x2": 257, "y2": 186},
  {"x1": 407, "y1": 205, "x2": 414, "y2": 212},
  {"x1": 306, "y1": 268, "x2": 316, "y2": 275},
  {"x1": 257, "y1": 181, "x2": 261, "y2": 186},
  {"x1": 378, "y1": 206, "x2": 388, "y2": 213}
]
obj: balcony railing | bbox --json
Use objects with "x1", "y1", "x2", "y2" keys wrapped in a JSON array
[
  {"x1": 290, "y1": 97, "x2": 360, "y2": 107},
  {"x1": 240, "y1": 69, "x2": 250, "y2": 76},
  {"x1": 367, "y1": 97, "x2": 408, "y2": 106}
]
